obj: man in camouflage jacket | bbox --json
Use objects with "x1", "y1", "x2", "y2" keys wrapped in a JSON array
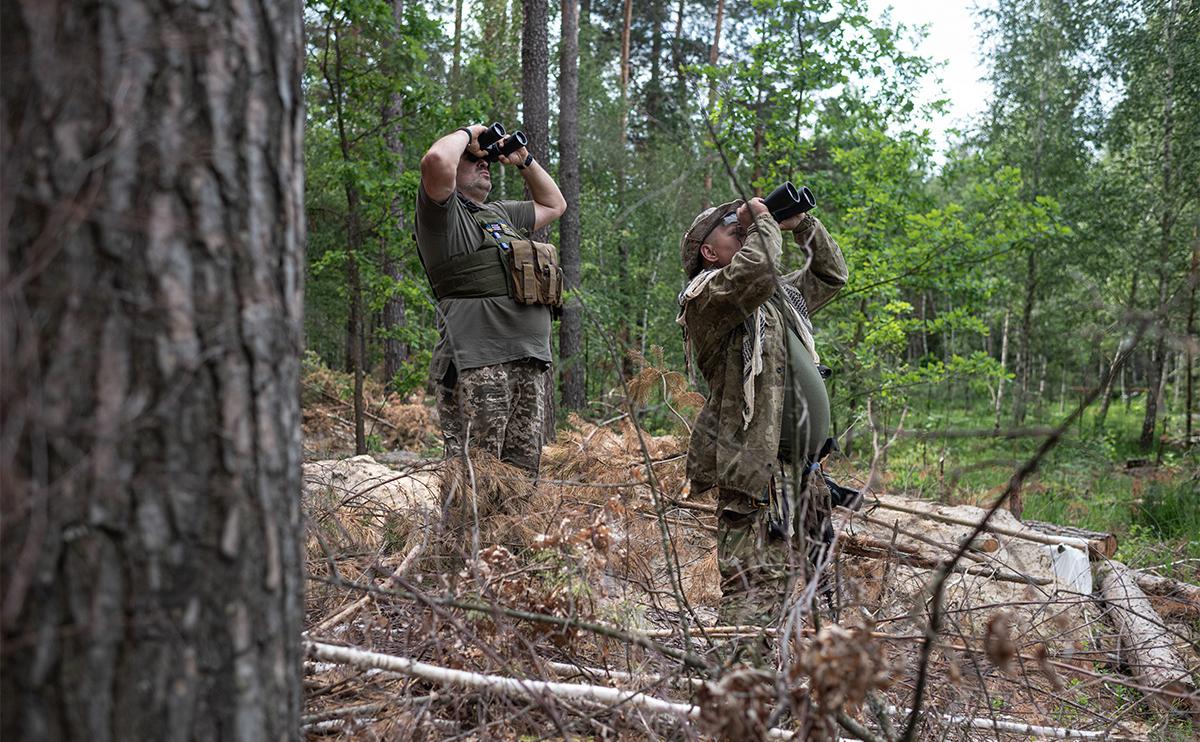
[{"x1": 677, "y1": 197, "x2": 847, "y2": 626}]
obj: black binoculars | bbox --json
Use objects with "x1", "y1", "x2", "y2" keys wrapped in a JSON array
[
  {"x1": 469, "y1": 122, "x2": 528, "y2": 163},
  {"x1": 763, "y1": 181, "x2": 816, "y2": 222}
]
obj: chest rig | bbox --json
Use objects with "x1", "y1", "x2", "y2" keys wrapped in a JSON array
[{"x1": 424, "y1": 198, "x2": 563, "y2": 309}]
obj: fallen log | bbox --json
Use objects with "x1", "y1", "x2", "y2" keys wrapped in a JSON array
[
  {"x1": 1133, "y1": 570, "x2": 1200, "y2": 619},
  {"x1": 306, "y1": 641, "x2": 799, "y2": 739},
  {"x1": 841, "y1": 533, "x2": 1052, "y2": 586},
  {"x1": 1024, "y1": 520, "x2": 1118, "y2": 559},
  {"x1": 1096, "y1": 560, "x2": 1197, "y2": 710},
  {"x1": 870, "y1": 499, "x2": 1093, "y2": 553}
]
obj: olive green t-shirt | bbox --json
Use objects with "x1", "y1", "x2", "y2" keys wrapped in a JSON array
[
  {"x1": 776, "y1": 301, "x2": 830, "y2": 463},
  {"x1": 415, "y1": 185, "x2": 551, "y2": 382}
]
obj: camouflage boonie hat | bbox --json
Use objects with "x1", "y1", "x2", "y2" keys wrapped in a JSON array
[{"x1": 680, "y1": 199, "x2": 743, "y2": 278}]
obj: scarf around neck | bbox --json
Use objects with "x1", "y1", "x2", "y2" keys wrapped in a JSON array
[{"x1": 678, "y1": 270, "x2": 819, "y2": 430}]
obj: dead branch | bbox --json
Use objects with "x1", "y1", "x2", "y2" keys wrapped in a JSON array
[{"x1": 306, "y1": 541, "x2": 423, "y2": 636}]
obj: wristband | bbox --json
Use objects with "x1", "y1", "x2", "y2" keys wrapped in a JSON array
[
  {"x1": 457, "y1": 127, "x2": 473, "y2": 146},
  {"x1": 516, "y1": 153, "x2": 535, "y2": 170}
]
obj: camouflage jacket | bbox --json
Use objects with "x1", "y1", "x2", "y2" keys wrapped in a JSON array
[{"x1": 680, "y1": 212, "x2": 847, "y2": 499}]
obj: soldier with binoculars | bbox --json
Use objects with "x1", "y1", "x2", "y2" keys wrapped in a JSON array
[
  {"x1": 676, "y1": 185, "x2": 848, "y2": 631},
  {"x1": 415, "y1": 123, "x2": 567, "y2": 477}
]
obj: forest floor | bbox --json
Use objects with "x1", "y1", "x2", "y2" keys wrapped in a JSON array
[{"x1": 299, "y1": 359, "x2": 1198, "y2": 740}]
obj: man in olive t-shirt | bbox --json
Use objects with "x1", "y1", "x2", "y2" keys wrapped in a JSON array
[{"x1": 415, "y1": 124, "x2": 566, "y2": 475}]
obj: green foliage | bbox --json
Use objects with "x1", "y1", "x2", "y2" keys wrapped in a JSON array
[{"x1": 300, "y1": 0, "x2": 1200, "y2": 549}]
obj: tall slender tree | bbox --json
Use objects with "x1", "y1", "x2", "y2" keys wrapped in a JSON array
[
  {"x1": 383, "y1": 0, "x2": 412, "y2": 390},
  {"x1": 559, "y1": 0, "x2": 585, "y2": 409},
  {"x1": 522, "y1": 0, "x2": 551, "y2": 243}
]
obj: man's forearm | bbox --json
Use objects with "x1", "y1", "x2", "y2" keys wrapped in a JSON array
[
  {"x1": 520, "y1": 159, "x2": 566, "y2": 211},
  {"x1": 519, "y1": 158, "x2": 567, "y2": 228},
  {"x1": 420, "y1": 128, "x2": 472, "y2": 202},
  {"x1": 426, "y1": 129, "x2": 471, "y2": 168}
]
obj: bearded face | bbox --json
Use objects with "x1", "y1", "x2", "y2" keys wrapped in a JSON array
[{"x1": 456, "y1": 156, "x2": 492, "y2": 201}]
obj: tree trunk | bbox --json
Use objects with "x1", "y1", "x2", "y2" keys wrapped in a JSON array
[
  {"x1": 1140, "y1": 0, "x2": 1177, "y2": 450},
  {"x1": 701, "y1": 0, "x2": 726, "y2": 208},
  {"x1": 1013, "y1": 249, "x2": 1036, "y2": 425},
  {"x1": 383, "y1": 0, "x2": 411, "y2": 390},
  {"x1": 1187, "y1": 226, "x2": 1198, "y2": 446},
  {"x1": 0, "y1": 1, "x2": 306, "y2": 739},
  {"x1": 521, "y1": 0, "x2": 551, "y2": 243},
  {"x1": 671, "y1": 0, "x2": 686, "y2": 104},
  {"x1": 993, "y1": 310, "x2": 1010, "y2": 433},
  {"x1": 646, "y1": 0, "x2": 665, "y2": 133},
  {"x1": 617, "y1": 0, "x2": 635, "y2": 375},
  {"x1": 328, "y1": 27, "x2": 368, "y2": 455},
  {"x1": 558, "y1": 0, "x2": 585, "y2": 410},
  {"x1": 1097, "y1": 561, "x2": 1196, "y2": 706},
  {"x1": 452, "y1": 0, "x2": 464, "y2": 91}
]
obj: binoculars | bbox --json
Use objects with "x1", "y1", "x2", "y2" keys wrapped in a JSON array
[
  {"x1": 763, "y1": 181, "x2": 816, "y2": 222},
  {"x1": 469, "y1": 122, "x2": 528, "y2": 163}
]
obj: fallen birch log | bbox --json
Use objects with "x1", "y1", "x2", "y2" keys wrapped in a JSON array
[
  {"x1": 882, "y1": 705, "x2": 1137, "y2": 740},
  {"x1": 870, "y1": 499, "x2": 1093, "y2": 553},
  {"x1": 841, "y1": 533, "x2": 1052, "y2": 586},
  {"x1": 1024, "y1": 521, "x2": 1118, "y2": 559},
  {"x1": 1096, "y1": 560, "x2": 1196, "y2": 709},
  {"x1": 1133, "y1": 571, "x2": 1200, "y2": 619},
  {"x1": 306, "y1": 641, "x2": 797, "y2": 739}
]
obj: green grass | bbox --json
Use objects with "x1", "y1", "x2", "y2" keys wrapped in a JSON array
[{"x1": 865, "y1": 396, "x2": 1199, "y2": 578}]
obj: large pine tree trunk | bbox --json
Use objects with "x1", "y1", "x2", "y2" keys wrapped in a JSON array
[
  {"x1": 1, "y1": 1, "x2": 305, "y2": 739},
  {"x1": 559, "y1": 0, "x2": 585, "y2": 410}
]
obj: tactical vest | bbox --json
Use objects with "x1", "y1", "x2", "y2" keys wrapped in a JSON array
[{"x1": 425, "y1": 203, "x2": 564, "y2": 309}]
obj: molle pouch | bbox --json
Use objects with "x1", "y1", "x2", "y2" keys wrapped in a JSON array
[{"x1": 507, "y1": 239, "x2": 564, "y2": 308}]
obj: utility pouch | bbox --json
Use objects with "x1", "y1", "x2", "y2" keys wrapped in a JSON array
[{"x1": 506, "y1": 239, "x2": 564, "y2": 308}]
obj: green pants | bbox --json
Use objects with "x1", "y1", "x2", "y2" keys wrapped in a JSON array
[{"x1": 716, "y1": 465, "x2": 832, "y2": 627}]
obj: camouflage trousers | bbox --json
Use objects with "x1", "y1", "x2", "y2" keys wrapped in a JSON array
[
  {"x1": 436, "y1": 358, "x2": 548, "y2": 477},
  {"x1": 716, "y1": 463, "x2": 833, "y2": 627}
]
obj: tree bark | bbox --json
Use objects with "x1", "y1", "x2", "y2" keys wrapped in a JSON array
[
  {"x1": 1013, "y1": 249, "x2": 1037, "y2": 425},
  {"x1": 558, "y1": 0, "x2": 585, "y2": 410},
  {"x1": 327, "y1": 25, "x2": 368, "y2": 455},
  {"x1": 452, "y1": 0, "x2": 464, "y2": 92},
  {"x1": 521, "y1": 0, "x2": 551, "y2": 243},
  {"x1": 0, "y1": 1, "x2": 306, "y2": 738},
  {"x1": 617, "y1": 0, "x2": 635, "y2": 375},
  {"x1": 382, "y1": 0, "x2": 411, "y2": 390}
]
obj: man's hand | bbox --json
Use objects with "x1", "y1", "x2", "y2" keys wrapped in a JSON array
[
  {"x1": 463, "y1": 124, "x2": 490, "y2": 159},
  {"x1": 736, "y1": 197, "x2": 769, "y2": 226},
  {"x1": 495, "y1": 138, "x2": 530, "y2": 167},
  {"x1": 776, "y1": 212, "x2": 810, "y2": 231}
]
